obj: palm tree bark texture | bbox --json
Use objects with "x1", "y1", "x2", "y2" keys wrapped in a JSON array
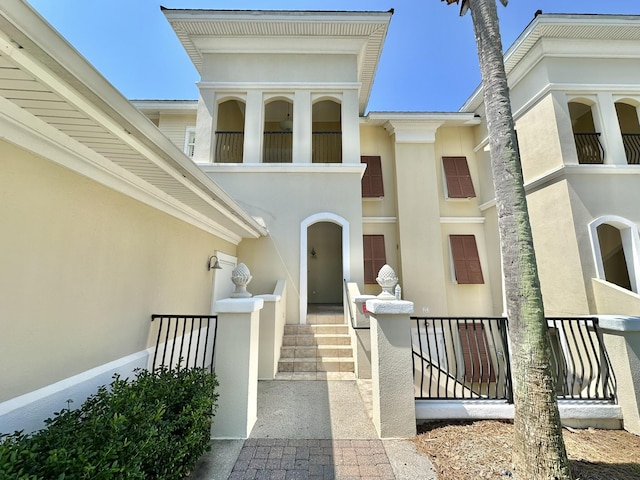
[{"x1": 442, "y1": 0, "x2": 572, "y2": 478}]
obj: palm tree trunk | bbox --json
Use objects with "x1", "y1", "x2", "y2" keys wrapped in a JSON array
[{"x1": 466, "y1": 0, "x2": 572, "y2": 478}]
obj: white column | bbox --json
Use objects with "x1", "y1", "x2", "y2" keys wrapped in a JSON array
[
  {"x1": 255, "y1": 293, "x2": 283, "y2": 380},
  {"x1": 193, "y1": 89, "x2": 214, "y2": 164},
  {"x1": 597, "y1": 92, "x2": 627, "y2": 165},
  {"x1": 293, "y1": 90, "x2": 312, "y2": 164},
  {"x1": 367, "y1": 298, "x2": 416, "y2": 439},
  {"x1": 341, "y1": 89, "x2": 360, "y2": 164},
  {"x1": 211, "y1": 297, "x2": 264, "y2": 439},
  {"x1": 243, "y1": 90, "x2": 264, "y2": 163}
]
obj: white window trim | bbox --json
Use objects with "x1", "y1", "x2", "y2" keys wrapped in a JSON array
[
  {"x1": 588, "y1": 215, "x2": 640, "y2": 294},
  {"x1": 184, "y1": 126, "x2": 196, "y2": 158}
]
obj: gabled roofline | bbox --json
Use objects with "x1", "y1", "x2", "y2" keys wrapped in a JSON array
[{"x1": 0, "y1": 0, "x2": 267, "y2": 240}]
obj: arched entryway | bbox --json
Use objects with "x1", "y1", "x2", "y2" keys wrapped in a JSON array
[{"x1": 300, "y1": 213, "x2": 350, "y2": 324}]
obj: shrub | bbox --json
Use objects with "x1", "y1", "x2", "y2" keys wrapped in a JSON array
[{"x1": 0, "y1": 366, "x2": 218, "y2": 480}]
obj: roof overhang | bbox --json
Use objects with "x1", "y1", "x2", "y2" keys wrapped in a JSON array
[
  {"x1": 162, "y1": 8, "x2": 393, "y2": 115},
  {"x1": 0, "y1": 1, "x2": 267, "y2": 244},
  {"x1": 460, "y1": 13, "x2": 640, "y2": 113}
]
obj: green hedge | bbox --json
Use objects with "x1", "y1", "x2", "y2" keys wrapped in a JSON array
[{"x1": 0, "y1": 367, "x2": 218, "y2": 480}]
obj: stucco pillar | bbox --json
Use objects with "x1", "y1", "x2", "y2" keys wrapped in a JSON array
[
  {"x1": 211, "y1": 297, "x2": 264, "y2": 439},
  {"x1": 551, "y1": 91, "x2": 580, "y2": 165},
  {"x1": 244, "y1": 90, "x2": 264, "y2": 163},
  {"x1": 255, "y1": 293, "x2": 283, "y2": 380},
  {"x1": 194, "y1": 88, "x2": 214, "y2": 164},
  {"x1": 597, "y1": 92, "x2": 627, "y2": 165},
  {"x1": 599, "y1": 316, "x2": 640, "y2": 435},
  {"x1": 386, "y1": 120, "x2": 447, "y2": 314},
  {"x1": 341, "y1": 89, "x2": 360, "y2": 164},
  {"x1": 293, "y1": 90, "x2": 312, "y2": 164},
  {"x1": 367, "y1": 298, "x2": 416, "y2": 439}
]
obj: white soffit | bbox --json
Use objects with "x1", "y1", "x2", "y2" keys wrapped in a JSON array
[
  {"x1": 0, "y1": 1, "x2": 267, "y2": 243},
  {"x1": 163, "y1": 9, "x2": 392, "y2": 114}
]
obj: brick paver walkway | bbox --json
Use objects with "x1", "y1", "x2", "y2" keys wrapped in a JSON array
[{"x1": 228, "y1": 438, "x2": 395, "y2": 480}]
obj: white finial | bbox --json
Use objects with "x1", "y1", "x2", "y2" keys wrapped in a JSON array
[
  {"x1": 376, "y1": 264, "x2": 398, "y2": 300},
  {"x1": 230, "y1": 263, "x2": 253, "y2": 298}
]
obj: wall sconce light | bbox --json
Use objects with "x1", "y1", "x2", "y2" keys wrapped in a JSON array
[
  {"x1": 207, "y1": 255, "x2": 222, "y2": 270},
  {"x1": 310, "y1": 247, "x2": 317, "y2": 258}
]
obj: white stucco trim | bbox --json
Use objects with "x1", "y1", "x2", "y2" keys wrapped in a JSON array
[
  {"x1": 416, "y1": 400, "x2": 622, "y2": 423},
  {"x1": 363, "y1": 217, "x2": 397, "y2": 224},
  {"x1": 197, "y1": 82, "x2": 361, "y2": 92},
  {"x1": 0, "y1": 350, "x2": 150, "y2": 434},
  {"x1": 588, "y1": 215, "x2": 640, "y2": 294},
  {"x1": 199, "y1": 164, "x2": 366, "y2": 173},
  {"x1": 440, "y1": 217, "x2": 486, "y2": 224},
  {"x1": 300, "y1": 213, "x2": 351, "y2": 324}
]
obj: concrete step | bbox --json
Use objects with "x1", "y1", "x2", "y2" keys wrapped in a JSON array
[
  {"x1": 278, "y1": 357, "x2": 355, "y2": 373},
  {"x1": 284, "y1": 324, "x2": 349, "y2": 335},
  {"x1": 282, "y1": 333, "x2": 352, "y2": 347},
  {"x1": 280, "y1": 345, "x2": 353, "y2": 359}
]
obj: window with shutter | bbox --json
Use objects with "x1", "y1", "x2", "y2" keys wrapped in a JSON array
[
  {"x1": 361, "y1": 156, "x2": 384, "y2": 198},
  {"x1": 443, "y1": 156, "x2": 476, "y2": 198},
  {"x1": 450, "y1": 234, "x2": 484, "y2": 284},
  {"x1": 458, "y1": 323, "x2": 496, "y2": 383},
  {"x1": 363, "y1": 235, "x2": 386, "y2": 284}
]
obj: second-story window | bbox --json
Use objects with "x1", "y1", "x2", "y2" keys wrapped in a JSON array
[
  {"x1": 568, "y1": 101, "x2": 604, "y2": 165},
  {"x1": 442, "y1": 156, "x2": 475, "y2": 199},
  {"x1": 363, "y1": 234, "x2": 386, "y2": 284},
  {"x1": 361, "y1": 156, "x2": 384, "y2": 198},
  {"x1": 184, "y1": 127, "x2": 196, "y2": 158}
]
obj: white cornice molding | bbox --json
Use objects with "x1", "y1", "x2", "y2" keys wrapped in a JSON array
[
  {"x1": 197, "y1": 81, "x2": 360, "y2": 92},
  {"x1": 383, "y1": 120, "x2": 444, "y2": 144},
  {"x1": 0, "y1": 98, "x2": 244, "y2": 244},
  {"x1": 198, "y1": 163, "x2": 366, "y2": 175},
  {"x1": 440, "y1": 217, "x2": 486, "y2": 224},
  {"x1": 362, "y1": 217, "x2": 397, "y2": 224}
]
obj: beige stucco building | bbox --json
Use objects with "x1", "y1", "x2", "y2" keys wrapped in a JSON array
[{"x1": 1, "y1": 2, "x2": 639, "y2": 435}]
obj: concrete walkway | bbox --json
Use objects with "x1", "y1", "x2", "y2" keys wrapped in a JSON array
[{"x1": 189, "y1": 380, "x2": 437, "y2": 480}]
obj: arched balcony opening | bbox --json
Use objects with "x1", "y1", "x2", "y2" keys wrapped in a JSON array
[
  {"x1": 312, "y1": 99, "x2": 342, "y2": 163},
  {"x1": 263, "y1": 99, "x2": 293, "y2": 163},
  {"x1": 615, "y1": 101, "x2": 640, "y2": 165},
  {"x1": 590, "y1": 216, "x2": 640, "y2": 294},
  {"x1": 569, "y1": 101, "x2": 604, "y2": 164},
  {"x1": 214, "y1": 99, "x2": 245, "y2": 163}
]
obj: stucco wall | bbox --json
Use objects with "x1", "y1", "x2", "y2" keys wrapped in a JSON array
[
  {"x1": 213, "y1": 169, "x2": 364, "y2": 322},
  {"x1": 0, "y1": 140, "x2": 235, "y2": 401},
  {"x1": 202, "y1": 53, "x2": 357, "y2": 83}
]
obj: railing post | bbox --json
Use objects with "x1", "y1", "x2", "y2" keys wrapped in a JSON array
[
  {"x1": 367, "y1": 297, "x2": 416, "y2": 439},
  {"x1": 211, "y1": 297, "x2": 264, "y2": 439},
  {"x1": 598, "y1": 316, "x2": 640, "y2": 435}
]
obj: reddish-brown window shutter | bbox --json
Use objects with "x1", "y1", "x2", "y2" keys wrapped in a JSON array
[
  {"x1": 450, "y1": 235, "x2": 484, "y2": 284},
  {"x1": 361, "y1": 156, "x2": 384, "y2": 198},
  {"x1": 363, "y1": 235, "x2": 386, "y2": 284},
  {"x1": 458, "y1": 323, "x2": 496, "y2": 383},
  {"x1": 443, "y1": 156, "x2": 476, "y2": 198}
]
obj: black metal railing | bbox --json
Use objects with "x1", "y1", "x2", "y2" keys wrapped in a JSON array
[
  {"x1": 622, "y1": 133, "x2": 640, "y2": 165},
  {"x1": 411, "y1": 317, "x2": 513, "y2": 401},
  {"x1": 312, "y1": 132, "x2": 342, "y2": 163},
  {"x1": 574, "y1": 132, "x2": 605, "y2": 164},
  {"x1": 547, "y1": 317, "x2": 616, "y2": 401},
  {"x1": 150, "y1": 315, "x2": 218, "y2": 373},
  {"x1": 263, "y1": 131, "x2": 293, "y2": 163},
  {"x1": 214, "y1": 131, "x2": 244, "y2": 163},
  {"x1": 343, "y1": 279, "x2": 370, "y2": 331},
  {"x1": 411, "y1": 316, "x2": 616, "y2": 403}
]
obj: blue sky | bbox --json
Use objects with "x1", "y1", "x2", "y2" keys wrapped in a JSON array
[{"x1": 27, "y1": 0, "x2": 639, "y2": 112}]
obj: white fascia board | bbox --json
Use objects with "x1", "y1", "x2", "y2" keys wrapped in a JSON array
[
  {"x1": 0, "y1": 1, "x2": 267, "y2": 239},
  {"x1": 192, "y1": 36, "x2": 366, "y2": 56},
  {"x1": 365, "y1": 112, "x2": 480, "y2": 127},
  {"x1": 0, "y1": 96, "x2": 244, "y2": 244},
  {"x1": 197, "y1": 82, "x2": 360, "y2": 92}
]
